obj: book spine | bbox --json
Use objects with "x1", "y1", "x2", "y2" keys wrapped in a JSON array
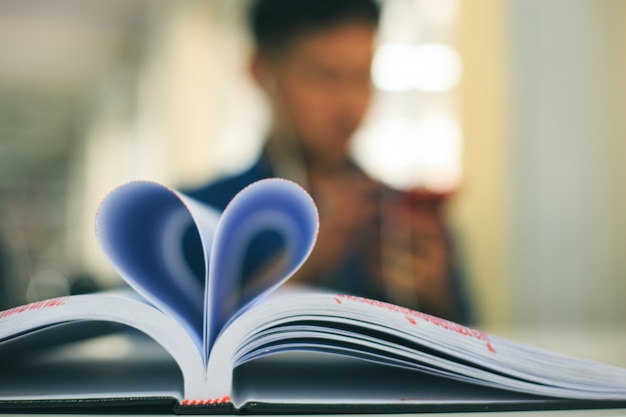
[{"x1": 176, "y1": 397, "x2": 233, "y2": 414}]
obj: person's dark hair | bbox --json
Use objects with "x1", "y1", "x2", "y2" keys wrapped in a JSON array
[{"x1": 249, "y1": 0, "x2": 381, "y2": 56}]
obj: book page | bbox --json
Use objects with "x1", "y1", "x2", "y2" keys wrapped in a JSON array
[
  {"x1": 232, "y1": 351, "x2": 550, "y2": 408},
  {"x1": 205, "y1": 179, "x2": 318, "y2": 354},
  {"x1": 95, "y1": 179, "x2": 319, "y2": 370},
  {"x1": 0, "y1": 292, "x2": 208, "y2": 401},
  {"x1": 208, "y1": 289, "x2": 626, "y2": 403},
  {"x1": 0, "y1": 332, "x2": 183, "y2": 402},
  {"x1": 96, "y1": 182, "x2": 221, "y2": 351}
]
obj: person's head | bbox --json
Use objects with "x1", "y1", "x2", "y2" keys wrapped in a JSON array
[{"x1": 249, "y1": 0, "x2": 381, "y2": 171}]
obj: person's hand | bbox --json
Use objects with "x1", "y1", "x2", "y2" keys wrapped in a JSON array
[
  {"x1": 381, "y1": 199, "x2": 454, "y2": 318},
  {"x1": 291, "y1": 171, "x2": 379, "y2": 285}
]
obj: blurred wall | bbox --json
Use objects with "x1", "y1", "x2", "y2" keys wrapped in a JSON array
[
  {"x1": 510, "y1": 0, "x2": 626, "y2": 325},
  {"x1": 453, "y1": 0, "x2": 626, "y2": 327},
  {"x1": 79, "y1": 0, "x2": 268, "y2": 281},
  {"x1": 451, "y1": 0, "x2": 514, "y2": 326}
]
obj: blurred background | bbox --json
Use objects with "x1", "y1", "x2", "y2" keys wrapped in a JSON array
[{"x1": 0, "y1": 0, "x2": 624, "y2": 329}]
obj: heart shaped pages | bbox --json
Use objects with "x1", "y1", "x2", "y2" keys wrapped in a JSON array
[{"x1": 95, "y1": 178, "x2": 319, "y2": 366}]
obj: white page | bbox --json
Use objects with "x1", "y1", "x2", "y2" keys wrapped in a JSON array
[
  {"x1": 96, "y1": 181, "x2": 220, "y2": 352},
  {"x1": 205, "y1": 179, "x2": 318, "y2": 354},
  {"x1": 95, "y1": 179, "x2": 319, "y2": 371},
  {"x1": 208, "y1": 290, "x2": 626, "y2": 402},
  {"x1": 232, "y1": 351, "x2": 553, "y2": 408},
  {"x1": 0, "y1": 332, "x2": 183, "y2": 401},
  {"x1": 0, "y1": 292, "x2": 207, "y2": 400}
]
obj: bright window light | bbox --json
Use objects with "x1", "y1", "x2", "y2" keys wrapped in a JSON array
[
  {"x1": 352, "y1": 117, "x2": 463, "y2": 192},
  {"x1": 372, "y1": 43, "x2": 463, "y2": 92},
  {"x1": 371, "y1": 43, "x2": 417, "y2": 92}
]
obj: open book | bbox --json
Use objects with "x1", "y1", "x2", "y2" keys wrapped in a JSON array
[{"x1": 1, "y1": 178, "x2": 626, "y2": 414}]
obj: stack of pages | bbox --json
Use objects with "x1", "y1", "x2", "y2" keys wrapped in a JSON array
[{"x1": 1, "y1": 179, "x2": 625, "y2": 414}]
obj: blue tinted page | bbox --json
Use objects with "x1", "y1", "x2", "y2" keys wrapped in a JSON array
[
  {"x1": 205, "y1": 179, "x2": 319, "y2": 356},
  {"x1": 96, "y1": 181, "x2": 220, "y2": 354}
]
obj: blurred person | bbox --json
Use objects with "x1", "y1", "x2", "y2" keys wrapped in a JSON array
[{"x1": 185, "y1": 0, "x2": 471, "y2": 323}]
